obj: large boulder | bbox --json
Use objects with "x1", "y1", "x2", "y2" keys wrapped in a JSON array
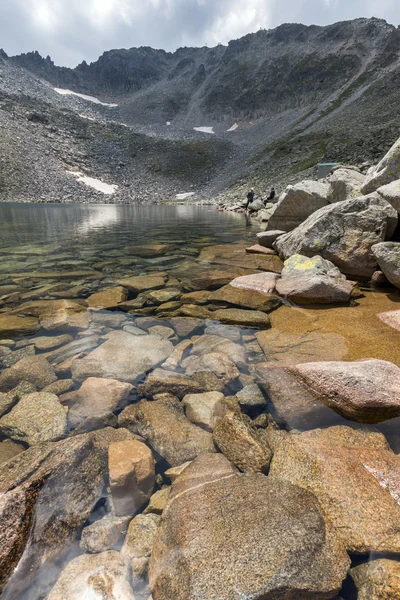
[
  {"x1": 327, "y1": 168, "x2": 365, "y2": 203},
  {"x1": 0, "y1": 355, "x2": 57, "y2": 392},
  {"x1": 108, "y1": 440, "x2": 155, "y2": 516},
  {"x1": 0, "y1": 435, "x2": 104, "y2": 597},
  {"x1": 276, "y1": 254, "x2": 354, "y2": 304},
  {"x1": 293, "y1": 359, "x2": 400, "y2": 423},
  {"x1": 349, "y1": 558, "x2": 400, "y2": 600},
  {"x1": 118, "y1": 396, "x2": 216, "y2": 466},
  {"x1": 376, "y1": 179, "x2": 400, "y2": 213},
  {"x1": 71, "y1": 330, "x2": 173, "y2": 383},
  {"x1": 267, "y1": 180, "x2": 330, "y2": 232},
  {"x1": 274, "y1": 194, "x2": 398, "y2": 278},
  {"x1": 361, "y1": 136, "x2": 400, "y2": 194},
  {"x1": 0, "y1": 392, "x2": 68, "y2": 445},
  {"x1": 149, "y1": 453, "x2": 349, "y2": 600},
  {"x1": 46, "y1": 551, "x2": 134, "y2": 600},
  {"x1": 372, "y1": 242, "x2": 400, "y2": 288},
  {"x1": 256, "y1": 230, "x2": 285, "y2": 248},
  {"x1": 269, "y1": 425, "x2": 400, "y2": 553},
  {"x1": 60, "y1": 377, "x2": 133, "y2": 429}
]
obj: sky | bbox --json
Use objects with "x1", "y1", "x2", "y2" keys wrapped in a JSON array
[{"x1": 0, "y1": 0, "x2": 399, "y2": 67}]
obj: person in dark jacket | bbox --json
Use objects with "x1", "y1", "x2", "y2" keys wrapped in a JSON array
[
  {"x1": 245, "y1": 188, "x2": 255, "y2": 209},
  {"x1": 263, "y1": 187, "x2": 275, "y2": 205}
]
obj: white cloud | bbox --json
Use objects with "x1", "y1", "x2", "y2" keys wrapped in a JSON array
[{"x1": 0, "y1": 0, "x2": 399, "y2": 66}]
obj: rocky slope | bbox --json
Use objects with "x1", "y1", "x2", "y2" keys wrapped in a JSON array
[{"x1": 2, "y1": 17, "x2": 400, "y2": 203}]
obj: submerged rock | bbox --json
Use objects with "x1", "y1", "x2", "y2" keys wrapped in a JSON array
[
  {"x1": 0, "y1": 355, "x2": 57, "y2": 392},
  {"x1": 46, "y1": 551, "x2": 134, "y2": 600},
  {"x1": 109, "y1": 439, "x2": 155, "y2": 517},
  {"x1": 119, "y1": 396, "x2": 215, "y2": 467},
  {"x1": 212, "y1": 308, "x2": 271, "y2": 328},
  {"x1": 378, "y1": 309, "x2": 400, "y2": 331},
  {"x1": 71, "y1": 330, "x2": 173, "y2": 383},
  {"x1": 183, "y1": 391, "x2": 228, "y2": 432},
  {"x1": 80, "y1": 514, "x2": 130, "y2": 554},
  {"x1": 209, "y1": 282, "x2": 281, "y2": 312},
  {"x1": 149, "y1": 453, "x2": 349, "y2": 600},
  {"x1": 0, "y1": 392, "x2": 67, "y2": 445},
  {"x1": 350, "y1": 558, "x2": 400, "y2": 600},
  {"x1": 276, "y1": 254, "x2": 354, "y2": 304},
  {"x1": 0, "y1": 314, "x2": 39, "y2": 338},
  {"x1": 122, "y1": 513, "x2": 161, "y2": 591},
  {"x1": 87, "y1": 286, "x2": 128, "y2": 309},
  {"x1": 116, "y1": 274, "x2": 167, "y2": 293},
  {"x1": 0, "y1": 439, "x2": 25, "y2": 465},
  {"x1": 274, "y1": 195, "x2": 398, "y2": 278},
  {"x1": 269, "y1": 425, "x2": 400, "y2": 554},
  {"x1": 294, "y1": 359, "x2": 400, "y2": 423},
  {"x1": 372, "y1": 242, "x2": 400, "y2": 288}
]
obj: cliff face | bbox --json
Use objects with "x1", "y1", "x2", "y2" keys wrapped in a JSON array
[{"x1": 2, "y1": 17, "x2": 400, "y2": 203}]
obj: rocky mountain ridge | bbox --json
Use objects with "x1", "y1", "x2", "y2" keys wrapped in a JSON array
[{"x1": 2, "y1": 17, "x2": 400, "y2": 202}]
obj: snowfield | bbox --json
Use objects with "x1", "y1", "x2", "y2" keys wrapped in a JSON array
[
  {"x1": 176, "y1": 192, "x2": 195, "y2": 200},
  {"x1": 226, "y1": 123, "x2": 239, "y2": 132},
  {"x1": 194, "y1": 126, "x2": 214, "y2": 134},
  {"x1": 67, "y1": 171, "x2": 118, "y2": 194},
  {"x1": 55, "y1": 88, "x2": 118, "y2": 107}
]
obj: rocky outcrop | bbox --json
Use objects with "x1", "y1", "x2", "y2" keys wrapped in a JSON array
[
  {"x1": 267, "y1": 180, "x2": 330, "y2": 232},
  {"x1": 350, "y1": 558, "x2": 400, "y2": 600},
  {"x1": 274, "y1": 195, "x2": 398, "y2": 278},
  {"x1": 149, "y1": 453, "x2": 349, "y2": 600},
  {"x1": 118, "y1": 396, "x2": 215, "y2": 466},
  {"x1": 269, "y1": 426, "x2": 400, "y2": 554},
  {"x1": 0, "y1": 392, "x2": 67, "y2": 445},
  {"x1": 275, "y1": 254, "x2": 354, "y2": 304},
  {"x1": 372, "y1": 242, "x2": 400, "y2": 288},
  {"x1": 109, "y1": 439, "x2": 155, "y2": 516},
  {"x1": 46, "y1": 551, "x2": 135, "y2": 600},
  {"x1": 327, "y1": 168, "x2": 365, "y2": 203},
  {"x1": 376, "y1": 179, "x2": 400, "y2": 213},
  {"x1": 293, "y1": 359, "x2": 400, "y2": 423},
  {"x1": 71, "y1": 330, "x2": 173, "y2": 383},
  {"x1": 361, "y1": 136, "x2": 400, "y2": 194}
]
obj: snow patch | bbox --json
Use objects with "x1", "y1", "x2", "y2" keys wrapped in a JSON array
[
  {"x1": 55, "y1": 88, "x2": 118, "y2": 107},
  {"x1": 66, "y1": 171, "x2": 118, "y2": 195},
  {"x1": 176, "y1": 192, "x2": 195, "y2": 200},
  {"x1": 166, "y1": 121, "x2": 171, "y2": 126},
  {"x1": 79, "y1": 114, "x2": 96, "y2": 121},
  {"x1": 194, "y1": 126, "x2": 214, "y2": 134},
  {"x1": 226, "y1": 123, "x2": 238, "y2": 132}
]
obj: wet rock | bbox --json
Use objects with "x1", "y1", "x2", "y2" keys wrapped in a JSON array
[
  {"x1": 13, "y1": 299, "x2": 89, "y2": 331},
  {"x1": 90, "y1": 426, "x2": 137, "y2": 451},
  {"x1": 350, "y1": 558, "x2": 400, "y2": 600},
  {"x1": 0, "y1": 392, "x2": 67, "y2": 445},
  {"x1": 180, "y1": 291, "x2": 210, "y2": 305},
  {"x1": 267, "y1": 180, "x2": 330, "y2": 232},
  {"x1": 60, "y1": 377, "x2": 133, "y2": 429},
  {"x1": 212, "y1": 308, "x2": 271, "y2": 328},
  {"x1": 87, "y1": 286, "x2": 128, "y2": 309},
  {"x1": 254, "y1": 364, "x2": 346, "y2": 430},
  {"x1": 276, "y1": 254, "x2": 354, "y2": 304},
  {"x1": 116, "y1": 274, "x2": 167, "y2": 293},
  {"x1": 256, "y1": 230, "x2": 286, "y2": 248},
  {"x1": 183, "y1": 391, "x2": 228, "y2": 432},
  {"x1": 0, "y1": 355, "x2": 57, "y2": 392},
  {"x1": 109, "y1": 439, "x2": 155, "y2": 516},
  {"x1": 274, "y1": 194, "x2": 398, "y2": 278},
  {"x1": 0, "y1": 435, "x2": 104, "y2": 598},
  {"x1": 122, "y1": 514, "x2": 161, "y2": 591},
  {"x1": 378, "y1": 309, "x2": 400, "y2": 331},
  {"x1": 209, "y1": 282, "x2": 281, "y2": 312},
  {"x1": 149, "y1": 453, "x2": 349, "y2": 600},
  {"x1": 118, "y1": 397, "x2": 215, "y2": 467},
  {"x1": 372, "y1": 242, "x2": 400, "y2": 288},
  {"x1": 213, "y1": 412, "x2": 272, "y2": 473},
  {"x1": 293, "y1": 359, "x2": 400, "y2": 423},
  {"x1": 71, "y1": 331, "x2": 173, "y2": 383},
  {"x1": 32, "y1": 334, "x2": 73, "y2": 351},
  {"x1": 179, "y1": 304, "x2": 213, "y2": 319},
  {"x1": 0, "y1": 313, "x2": 39, "y2": 338},
  {"x1": 42, "y1": 379, "x2": 75, "y2": 395},
  {"x1": 0, "y1": 344, "x2": 35, "y2": 369},
  {"x1": 144, "y1": 487, "x2": 171, "y2": 515},
  {"x1": 174, "y1": 262, "x2": 254, "y2": 290},
  {"x1": 361, "y1": 136, "x2": 400, "y2": 194},
  {"x1": 0, "y1": 391, "x2": 18, "y2": 417},
  {"x1": 72, "y1": 412, "x2": 118, "y2": 434},
  {"x1": 376, "y1": 179, "x2": 400, "y2": 213},
  {"x1": 80, "y1": 514, "x2": 131, "y2": 553},
  {"x1": 236, "y1": 383, "x2": 266, "y2": 407},
  {"x1": 259, "y1": 316, "x2": 348, "y2": 357},
  {"x1": 327, "y1": 167, "x2": 365, "y2": 203},
  {"x1": 269, "y1": 425, "x2": 400, "y2": 553},
  {"x1": 0, "y1": 439, "x2": 25, "y2": 465},
  {"x1": 148, "y1": 288, "x2": 181, "y2": 304},
  {"x1": 46, "y1": 551, "x2": 135, "y2": 600}
]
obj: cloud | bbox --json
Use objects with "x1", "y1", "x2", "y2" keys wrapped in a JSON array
[{"x1": 0, "y1": 0, "x2": 399, "y2": 67}]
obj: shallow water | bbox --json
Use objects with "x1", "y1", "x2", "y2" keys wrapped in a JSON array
[{"x1": 0, "y1": 204, "x2": 399, "y2": 599}]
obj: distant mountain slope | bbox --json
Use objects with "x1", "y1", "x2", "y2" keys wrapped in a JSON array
[{"x1": 2, "y1": 17, "x2": 400, "y2": 203}]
